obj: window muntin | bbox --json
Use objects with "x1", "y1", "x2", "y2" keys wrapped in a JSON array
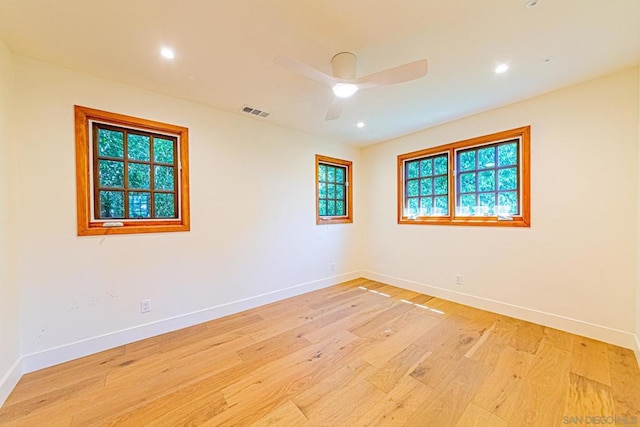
[
  {"x1": 397, "y1": 126, "x2": 530, "y2": 227},
  {"x1": 75, "y1": 105, "x2": 190, "y2": 236},
  {"x1": 316, "y1": 155, "x2": 353, "y2": 225},
  {"x1": 93, "y1": 123, "x2": 179, "y2": 221},
  {"x1": 455, "y1": 139, "x2": 520, "y2": 217},
  {"x1": 403, "y1": 153, "x2": 449, "y2": 217}
]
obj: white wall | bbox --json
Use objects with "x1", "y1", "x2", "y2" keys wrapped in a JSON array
[
  {"x1": 0, "y1": 40, "x2": 20, "y2": 403},
  {"x1": 11, "y1": 57, "x2": 363, "y2": 367},
  {"x1": 362, "y1": 68, "x2": 639, "y2": 347}
]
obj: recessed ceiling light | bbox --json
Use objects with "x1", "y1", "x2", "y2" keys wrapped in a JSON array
[
  {"x1": 332, "y1": 83, "x2": 358, "y2": 98},
  {"x1": 160, "y1": 47, "x2": 175, "y2": 60},
  {"x1": 357, "y1": 122, "x2": 365, "y2": 128},
  {"x1": 495, "y1": 63, "x2": 509, "y2": 74},
  {"x1": 526, "y1": 0, "x2": 539, "y2": 7}
]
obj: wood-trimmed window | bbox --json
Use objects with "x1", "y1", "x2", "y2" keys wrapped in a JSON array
[
  {"x1": 75, "y1": 106, "x2": 190, "y2": 236},
  {"x1": 316, "y1": 155, "x2": 353, "y2": 225},
  {"x1": 398, "y1": 126, "x2": 530, "y2": 227}
]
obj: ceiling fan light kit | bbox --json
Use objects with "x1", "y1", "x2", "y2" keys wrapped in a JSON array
[{"x1": 274, "y1": 51, "x2": 428, "y2": 120}]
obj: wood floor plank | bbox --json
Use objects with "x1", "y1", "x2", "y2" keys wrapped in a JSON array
[
  {"x1": 508, "y1": 343, "x2": 571, "y2": 426},
  {"x1": 571, "y1": 335, "x2": 611, "y2": 386},
  {"x1": 404, "y1": 357, "x2": 491, "y2": 426},
  {"x1": 367, "y1": 344, "x2": 430, "y2": 393},
  {"x1": 410, "y1": 314, "x2": 489, "y2": 389},
  {"x1": 607, "y1": 344, "x2": 640, "y2": 418},
  {"x1": 542, "y1": 326, "x2": 574, "y2": 352},
  {"x1": 1, "y1": 279, "x2": 637, "y2": 426},
  {"x1": 302, "y1": 379, "x2": 386, "y2": 426},
  {"x1": 456, "y1": 403, "x2": 508, "y2": 427},
  {"x1": 563, "y1": 372, "x2": 615, "y2": 420},
  {"x1": 360, "y1": 307, "x2": 441, "y2": 368},
  {"x1": 251, "y1": 400, "x2": 308, "y2": 426},
  {"x1": 360, "y1": 374, "x2": 433, "y2": 426},
  {"x1": 472, "y1": 345, "x2": 534, "y2": 420},
  {"x1": 292, "y1": 358, "x2": 376, "y2": 417}
]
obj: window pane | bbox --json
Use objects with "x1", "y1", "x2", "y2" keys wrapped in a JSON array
[
  {"x1": 99, "y1": 160, "x2": 124, "y2": 188},
  {"x1": 327, "y1": 183, "x2": 335, "y2": 199},
  {"x1": 407, "y1": 161, "x2": 419, "y2": 179},
  {"x1": 98, "y1": 128, "x2": 124, "y2": 158},
  {"x1": 420, "y1": 178, "x2": 432, "y2": 196},
  {"x1": 434, "y1": 156, "x2": 448, "y2": 175},
  {"x1": 459, "y1": 172, "x2": 476, "y2": 193},
  {"x1": 318, "y1": 200, "x2": 327, "y2": 216},
  {"x1": 335, "y1": 167, "x2": 345, "y2": 183},
  {"x1": 336, "y1": 184, "x2": 344, "y2": 200},
  {"x1": 99, "y1": 191, "x2": 124, "y2": 218},
  {"x1": 498, "y1": 142, "x2": 517, "y2": 166},
  {"x1": 155, "y1": 193, "x2": 176, "y2": 218},
  {"x1": 128, "y1": 163, "x2": 150, "y2": 189},
  {"x1": 498, "y1": 167, "x2": 517, "y2": 191},
  {"x1": 460, "y1": 194, "x2": 477, "y2": 215},
  {"x1": 327, "y1": 167, "x2": 335, "y2": 182},
  {"x1": 458, "y1": 150, "x2": 476, "y2": 172},
  {"x1": 154, "y1": 138, "x2": 175, "y2": 164},
  {"x1": 420, "y1": 159, "x2": 432, "y2": 177},
  {"x1": 434, "y1": 176, "x2": 448, "y2": 195},
  {"x1": 478, "y1": 170, "x2": 496, "y2": 192},
  {"x1": 478, "y1": 147, "x2": 496, "y2": 169},
  {"x1": 478, "y1": 193, "x2": 496, "y2": 215},
  {"x1": 318, "y1": 164, "x2": 326, "y2": 182},
  {"x1": 319, "y1": 183, "x2": 327, "y2": 199},
  {"x1": 434, "y1": 196, "x2": 448, "y2": 215},
  {"x1": 407, "y1": 180, "x2": 419, "y2": 197},
  {"x1": 336, "y1": 200, "x2": 345, "y2": 216},
  {"x1": 129, "y1": 192, "x2": 151, "y2": 218},
  {"x1": 498, "y1": 192, "x2": 518, "y2": 215},
  {"x1": 407, "y1": 198, "x2": 419, "y2": 215},
  {"x1": 127, "y1": 134, "x2": 150, "y2": 161},
  {"x1": 154, "y1": 166, "x2": 175, "y2": 191},
  {"x1": 327, "y1": 200, "x2": 336, "y2": 216},
  {"x1": 420, "y1": 197, "x2": 432, "y2": 215}
]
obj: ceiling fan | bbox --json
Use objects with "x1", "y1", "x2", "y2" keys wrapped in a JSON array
[{"x1": 274, "y1": 52, "x2": 428, "y2": 121}]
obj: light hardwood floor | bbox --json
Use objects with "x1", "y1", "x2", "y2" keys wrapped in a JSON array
[{"x1": 1, "y1": 278, "x2": 639, "y2": 426}]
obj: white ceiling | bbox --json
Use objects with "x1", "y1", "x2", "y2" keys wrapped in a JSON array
[{"x1": 0, "y1": 0, "x2": 638, "y2": 147}]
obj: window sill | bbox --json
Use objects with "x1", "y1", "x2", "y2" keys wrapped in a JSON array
[
  {"x1": 317, "y1": 217, "x2": 353, "y2": 225},
  {"x1": 398, "y1": 216, "x2": 530, "y2": 227},
  {"x1": 79, "y1": 220, "x2": 190, "y2": 236}
]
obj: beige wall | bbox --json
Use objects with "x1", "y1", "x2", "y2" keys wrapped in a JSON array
[
  {"x1": 0, "y1": 40, "x2": 19, "y2": 400},
  {"x1": 362, "y1": 68, "x2": 639, "y2": 345},
  {"x1": 11, "y1": 56, "x2": 363, "y2": 361}
]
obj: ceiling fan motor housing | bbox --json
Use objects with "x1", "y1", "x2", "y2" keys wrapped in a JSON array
[{"x1": 331, "y1": 52, "x2": 357, "y2": 79}]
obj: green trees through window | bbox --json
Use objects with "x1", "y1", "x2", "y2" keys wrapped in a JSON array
[
  {"x1": 397, "y1": 126, "x2": 530, "y2": 227},
  {"x1": 75, "y1": 105, "x2": 190, "y2": 236},
  {"x1": 316, "y1": 155, "x2": 353, "y2": 225},
  {"x1": 94, "y1": 124, "x2": 178, "y2": 220}
]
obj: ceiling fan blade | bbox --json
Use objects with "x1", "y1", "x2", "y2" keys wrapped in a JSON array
[
  {"x1": 325, "y1": 97, "x2": 344, "y2": 121},
  {"x1": 273, "y1": 55, "x2": 337, "y2": 87},
  {"x1": 355, "y1": 59, "x2": 428, "y2": 89}
]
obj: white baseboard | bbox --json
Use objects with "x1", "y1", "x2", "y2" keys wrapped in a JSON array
[
  {"x1": 363, "y1": 271, "x2": 638, "y2": 350},
  {"x1": 0, "y1": 358, "x2": 22, "y2": 407},
  {"x1": 634, "y1": 334, "x2": 640, "y2": 368},
  {"x1": 22, "y1": 271, "x2": 362, "y2": 374}
]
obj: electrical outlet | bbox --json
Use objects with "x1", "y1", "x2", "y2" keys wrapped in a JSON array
[
  {"x1": 330, "y1": 263, "x2": 335, "y2": 272},
  {"x1": 140, "y1": 299, "x2": 151, "y2": 313},
  {"x1": 455, "y1": 274, "x2": 463, "y2": 285}
]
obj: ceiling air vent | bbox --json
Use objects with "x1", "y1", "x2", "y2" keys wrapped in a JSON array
[{"x1": 241, "y1": 105, "x2": 270, "y2": 118}]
